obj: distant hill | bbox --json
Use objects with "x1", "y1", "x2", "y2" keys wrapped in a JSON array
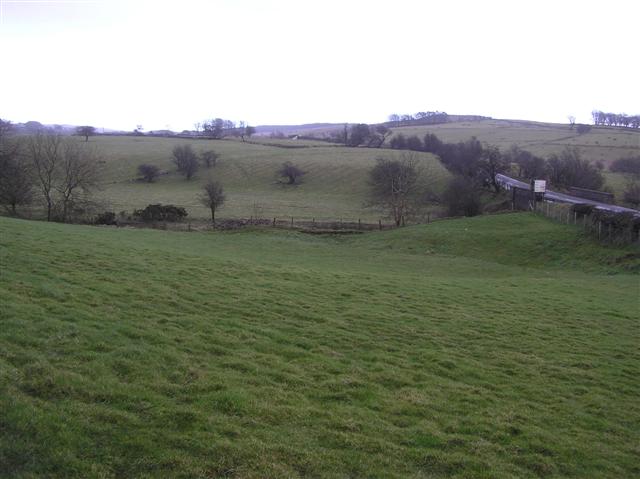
[{"x1": 253, "y1": 123, "x2": 344, "y2": 137}]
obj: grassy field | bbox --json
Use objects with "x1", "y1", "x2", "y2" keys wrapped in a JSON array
[
  {"x1": 91, "y1": 136, "x2": 449, "y2": 222},
  {"x1": 1, "y1": 213, "x2": 639, "y2": 478}
]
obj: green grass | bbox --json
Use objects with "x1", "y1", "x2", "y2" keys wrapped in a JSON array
[
  {"x1": 92, "y1": 136, "x2": 449, "y2": 221},
  {"x1": 1, "y1": 213, "x2": 639, "y2": 478}
]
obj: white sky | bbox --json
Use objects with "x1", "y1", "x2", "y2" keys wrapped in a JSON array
[{"x1": 1, "y1": 0, "x2": 638, "y2": 131}]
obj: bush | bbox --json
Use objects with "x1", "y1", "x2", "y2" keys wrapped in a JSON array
[
  {"x1": 94, "y1": 211, "x2": 116, "y2": 225},
  {"x1": 137, "y1": 164, "x2": 160, "y2": 182},
  {"x1": 442, "y1": 176, "x2": 483, "y2": 217},
  {"x1": 133, "y1": 204, "x2": 188, "y2": 222}
]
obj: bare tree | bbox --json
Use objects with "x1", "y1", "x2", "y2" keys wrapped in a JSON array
[
  {"x1": 137, "y1": 163, "x2": 160, "y2": 182},
  {"x1": 200, "y1": 150, "x2": 219, "y2": 168},
  {"x1": 370, "y1": 125, "x2": 391, "y2": 148},
  {"x1": 76, "y1": 126, "x2": 96, "y2": 142},
  {"x1": 55, "y1": 141, "x2": 101, "y2": 222},
  {"x1": 479, "y1": 144, "x2": 508, "y2": 192},
  {"x1": 277, "y1": 161, "x2": 306, "y2": 185},
  {"x1": 369, "y1": 153, "x2": 421, "y2": 226},
  {"x1": 241, "y1": 125, "x2": 256, "y2": 142},
  {"x1": 28, "y1": 132, "x2": 63, "y2": 221},
  {"x1": 568, "y1": 116, "x2": 576, "y2": 129},
  {"x1": 199, "y1": 180, "x2": 226, "y2": 224},
  {"x1": 172, "y1": 144, "x2": 199, "y2": 179}
]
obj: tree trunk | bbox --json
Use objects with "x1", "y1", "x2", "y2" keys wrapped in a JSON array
[{"x1": 210, "y1": 207, "x2": 215, "y2": 225}]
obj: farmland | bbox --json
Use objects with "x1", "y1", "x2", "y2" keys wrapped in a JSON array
[
  {"x1": 85, "y1": 120, "x2": 639, "y2": 222},
  {"x1": 1, "y1": 213, "x2": 639, "y2": 478},
  {"x1": 91, "y1": 136, "x2": 448, "y2": 222}
]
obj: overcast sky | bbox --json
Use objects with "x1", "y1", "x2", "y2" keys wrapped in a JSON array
[{"x1": 1, "y1": 0, "x2": 638, "y2": 131}]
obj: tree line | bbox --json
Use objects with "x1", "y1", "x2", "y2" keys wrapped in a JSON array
[{"x1": 591, "y1": 110, "x2": 640, "y2": 128}]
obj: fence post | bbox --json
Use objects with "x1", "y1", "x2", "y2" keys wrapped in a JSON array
[
  {"x1": 379, "y1": 219, "x2": 382, "y2": 230},
  {"x1": 427, "y1": 213, "x2": 431, "y2": 224},
  {"x1": 358, "y1": 218, "x2": 361, "y2": 230},
  {"x1": 573, "y1": 212, "x2": 577, "y2": 225},
  {"x1": 273, "y1": 217, "x2": 276, "y2": 227},
  {"x1": 291, "y1": 216, "x2": 294, "y2": 228},
  {"x1": 598, "y1": 221, "x2": 602, "y2": 240}
]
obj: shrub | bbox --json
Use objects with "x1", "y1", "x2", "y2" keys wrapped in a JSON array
[
  {"x1": 94, "y1": 211, "x2": 117, "y2": 225},
  {"x1": 133, "y1": 204, "x2": 188, "y2": 222},
  {"x1": 137, "y1": 164, "x2": 160, "y2": 182}
]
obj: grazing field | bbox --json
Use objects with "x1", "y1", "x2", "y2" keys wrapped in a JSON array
[
  {"x1": 91, "y1": 136, "x2": 449, "y2": 222},
  {"x1": 390, "y1": 119, "x2": 640, "y2": 166},
  {"x1": 1, "y1": 214, "x2": 638, "y2": 478}
]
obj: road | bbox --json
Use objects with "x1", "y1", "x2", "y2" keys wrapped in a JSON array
[{"x1": 495, "y1": 173, "x2": 640, "y2": 216}]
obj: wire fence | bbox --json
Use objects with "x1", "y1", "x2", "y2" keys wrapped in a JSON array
[{"x1": 532, "y1": 201, "x2": 640, "y2": 246}]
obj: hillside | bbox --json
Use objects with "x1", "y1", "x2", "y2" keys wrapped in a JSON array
[
  {"x1": 389, "y1": 119, "x2": 639, "y2": 164},
  {"x1": 1, "y1": 214, "x2": 638, "y2": 478}
]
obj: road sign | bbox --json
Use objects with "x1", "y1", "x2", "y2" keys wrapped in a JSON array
[{"x1": 533, "y1": 180, "x2": 546, "y2": 193}]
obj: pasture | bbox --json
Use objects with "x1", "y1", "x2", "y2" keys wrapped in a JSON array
[
  {"x1": 92, "y1": 136, "x2": 449, "y2": 221},
  {"x1": 1, "y1": 213, "x2": 638, "y2": 478}
]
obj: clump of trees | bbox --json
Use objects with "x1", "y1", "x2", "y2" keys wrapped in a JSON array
[
  {"x1": 0, "y1": 121, "x2": 102, "y2": 221},
  {"x1": 197, "y1": 118, "x2": 255, "y2": 140},
  {"x1": 546, "y1": 147, "x2": 604, "y2": 190},
  {"x1": 388, "y1": 111, "x2": 450, "y2": 127},
  {"x1": 172, "y1": 144, "x2": 199, "y2": 180},
  {"x1": 328, "y1": 124, "x2": 391, "y2": 148},
  {"x1": 277, "y1": 161, "x2": 306, "y2": 185},
  {"x1": 199, "y1": 180, "x2": 225, "y2": 224}
]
